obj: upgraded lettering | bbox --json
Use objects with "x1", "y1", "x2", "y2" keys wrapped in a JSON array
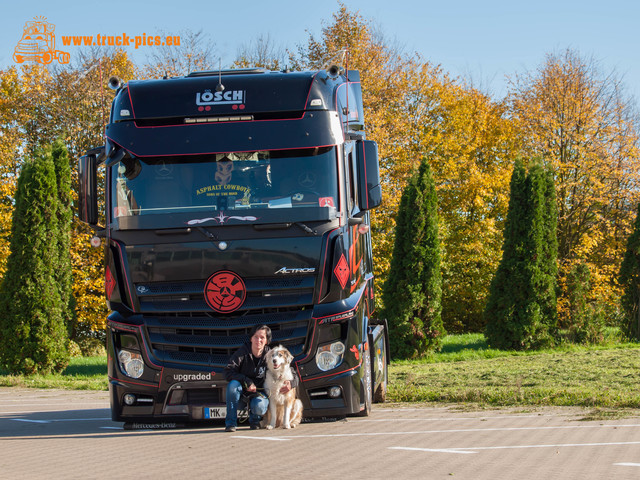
[{"x1": 173, "y1": 373, "x2": 212, "y2": 382}]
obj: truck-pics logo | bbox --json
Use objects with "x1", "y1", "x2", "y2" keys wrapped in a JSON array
[
  {"x1": 13, "y1": 16, "x2": 70, "y2": 65},
  {"x1": 196, "y1": 89, "x2": 246, "y2": 111},
  {"x1": 204, "y1": 270, "x2": 246, "y2": 313}
]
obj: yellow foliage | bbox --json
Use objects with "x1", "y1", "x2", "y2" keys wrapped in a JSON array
[
  {"x1": 508, "y1": 49, "x2": 640, "y2": 315},
  {"x1": 0, "y1": 52, "x2": 134, "y2": 337}
]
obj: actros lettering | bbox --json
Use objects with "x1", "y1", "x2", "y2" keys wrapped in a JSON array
[{"x1": 275, "y1": 267, "x2": 316, "y2": 274}]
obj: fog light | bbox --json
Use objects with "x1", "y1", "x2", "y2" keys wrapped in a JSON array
[
  {"x1": 118, "y1": 350, "x2": 144, "y2": 379},
  {"x1": 328, "y1": 386, "x2": 341, "y2": 398},
  {"x1": 123, "y1": 393, "x2": 136, "y2": 405},
  {"x1": 316, "y1": 341, "x2": 345, "y2": 371}
]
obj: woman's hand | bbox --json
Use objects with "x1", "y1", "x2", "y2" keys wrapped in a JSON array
[
  {"x1": 246, "y1": 383, "x2": 257, "y2": 393},
  {"x1": 279, "y1": 380, "x2": 291, "y2": 394}
]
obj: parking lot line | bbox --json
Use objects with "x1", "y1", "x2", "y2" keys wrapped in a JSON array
[
  {"x1": 262, "y1": 423, "x2": 640, "y2": 440},
  {"x1": 390, "y1": 441, "x2": 640, "y2": 454}
]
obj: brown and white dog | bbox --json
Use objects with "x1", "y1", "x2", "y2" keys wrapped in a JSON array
[{"x1": 263, "y1": 345, "x2": 303, "y2": 429}]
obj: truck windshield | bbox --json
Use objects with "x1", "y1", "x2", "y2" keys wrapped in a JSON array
[{"x1": 111, "y1": 146, "x2": 339, "y2": 221}]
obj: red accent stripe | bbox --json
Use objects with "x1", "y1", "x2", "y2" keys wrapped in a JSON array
[
  {"x1": 303, "y1": 71, "x2": 321, "y2": 109},
  {"x1": 127, "y1": 87, "x2": 136, "y2": 118},
  {"x1": 302, "y1": 354, "x2": 363, "y2": 382},
  {"x1": 108, "y1": 375, "x2": 157, "y2": 388},
  {"x1": 109, "y1": 320, "x2": 163, "y2": 371}
]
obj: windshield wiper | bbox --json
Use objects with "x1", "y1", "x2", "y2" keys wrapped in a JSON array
[
  {"x1": 195, "y1": 226, "x2": 218, "y2": 242},
  {"x1": 252, "y1": 222, "x2": 317, "y2": 235},
  {"x1": 294, "y1": 222, "x2": 317, "y2": 235}
]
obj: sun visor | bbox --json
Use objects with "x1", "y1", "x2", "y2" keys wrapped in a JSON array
[
  {"x1": 124, "y1": 72, "x2": 316, "y2": 120},
  {"x1": 105, "y1": 111, "x2": 344, "y2": 157}
]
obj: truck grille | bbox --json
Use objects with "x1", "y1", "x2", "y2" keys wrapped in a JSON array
[{"x1": 139, "y1": 277, "x2": 315, "y2": 368}]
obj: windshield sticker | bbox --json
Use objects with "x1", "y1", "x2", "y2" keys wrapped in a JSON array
[
  {"x1": 187, "y1": 212, "x2": 258, "y2": 225},
  {"x1": 319, "y1": 197, "x2": 335, "y2": 207},
  {"x1": 196, "y1": 184, "x2": 250, "y2": 197}
]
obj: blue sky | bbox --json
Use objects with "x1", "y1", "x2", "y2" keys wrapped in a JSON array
[{"x1": 2, "y1": 0, "x2": 639, "y2": 100}]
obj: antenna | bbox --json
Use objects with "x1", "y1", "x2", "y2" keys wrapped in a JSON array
[
  {"x1": 321, "y1": 48, "x2": 347, "y2": 72},
  {"x1": 216, "y1": 58, "x2": 225, "y2": 92}
]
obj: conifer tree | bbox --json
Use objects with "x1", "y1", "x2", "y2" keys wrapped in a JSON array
[
  {"x1": 383, "y1": 158, "x2": 444, "y2": 358},
  {"x1": 619, "y1": 203, "x2": 640, "y2": 340},
  {"x1": 484, "y1": 160, "x2": 558, "y2": 349},
  {"x1": 51, "y1": 139, "x2": 76, "y2": 338},
  {"x1": 0, "y1": 148, "x2": 69, "y2": 374}
]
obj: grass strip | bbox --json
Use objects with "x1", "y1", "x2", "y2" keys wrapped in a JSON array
[
  {"x1": 0, "y1": 356, "x2": 107, "y2": 390},
  {"x1": 389, "y1": 347, "x2": 640, "y2": 408}
]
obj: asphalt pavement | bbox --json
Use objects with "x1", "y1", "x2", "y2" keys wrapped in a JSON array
[{"x1": 2, "y1": 387, "x2": 640, "y2": 479}]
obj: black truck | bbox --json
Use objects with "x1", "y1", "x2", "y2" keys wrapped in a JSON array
[{"x1": 77, "y1": 67, "x2": 389, "y2": 424}]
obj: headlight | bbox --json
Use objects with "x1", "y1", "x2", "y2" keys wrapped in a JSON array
[
  {"x1": 316, "y1": 341, "x2": 345, "y2": 371},
  {"x1": 118, "y1": 350, "x2": 144, "y2": 379}
]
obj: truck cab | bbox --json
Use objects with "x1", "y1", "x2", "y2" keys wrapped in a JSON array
[{"x1": 78, "y1": 68, "x2": 388, "y2": 424}]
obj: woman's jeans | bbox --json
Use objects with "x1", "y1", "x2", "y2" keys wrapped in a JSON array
[{"x1": 225, "y1": 380, "x2": 269, "y2": 427}]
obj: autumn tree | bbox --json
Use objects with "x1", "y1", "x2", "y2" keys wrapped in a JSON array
[
  {"x1": 485, "y1": 160, "x2": 558, "y2": 350},
  {"x1": 0, "y1": 52, "x2": 134, "y2": 344},
  {"x1": 233, "y1": 34, "x2": 288, "y2": 71},
  {"x1": 383, "y1": 158, "x2": 444, "y2": 358},
  {"x1": 507, "y1": 48, "x2": 640, "y2": 325},
  {"x1": 0, "y1": 148, "x2": 68, "y2": 373},
  {"x1": 140, "y1": 30, "x2": 217, "y2": 78}
]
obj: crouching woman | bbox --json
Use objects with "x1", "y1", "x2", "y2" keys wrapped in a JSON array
[{"x1": 223, "y1": 325, "x2": 297, "y2": 431}]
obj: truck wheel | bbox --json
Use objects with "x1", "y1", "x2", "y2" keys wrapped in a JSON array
[
  {"x1": 41, "y1": 52, "x2": 53, "y2": 64},
  {"x1": 356, "y1": 347, "x2": 372, "y2": 416},
  {"x1": 373, "y1": 352, "x2": 388, "y2": 403}
]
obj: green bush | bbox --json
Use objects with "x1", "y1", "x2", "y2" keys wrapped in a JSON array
[{"x1": 77, "y1": 337, "x2": 106, "y2": 357}]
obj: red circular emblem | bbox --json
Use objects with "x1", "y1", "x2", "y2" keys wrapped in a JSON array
[{"x1": 204, "y1": 271, "x2": 246, "y2": 313}]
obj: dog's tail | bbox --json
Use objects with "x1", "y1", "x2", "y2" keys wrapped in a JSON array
[{"x1": 290, "y1": 399, "x2": 303, "y2": 428}]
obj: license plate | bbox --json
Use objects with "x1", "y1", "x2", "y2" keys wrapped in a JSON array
[{"x1": 204, "y1": 406, "x2": 226, "y2": 419}]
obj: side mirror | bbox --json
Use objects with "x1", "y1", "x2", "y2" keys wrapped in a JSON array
[
  {"x1": 355, "y1": 140, "x2": 382, "y2": 211},
  {"x1": 78, "y1": 154, "x2": 99, "y2": 226}
]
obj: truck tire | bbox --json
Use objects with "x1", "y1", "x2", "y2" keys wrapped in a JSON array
[
  {"x1": 373, "y1": 354, "x2": 388, "y2": 403},
  {"x1": 356, "y1": 347, "x2": 372, "y2": 416}
]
